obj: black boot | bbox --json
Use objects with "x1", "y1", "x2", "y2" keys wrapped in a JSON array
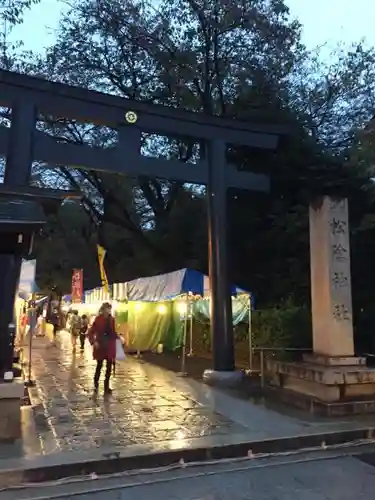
[
  {"x1": 94, "y1": 361, "x2": 102, "y2": 392},
  {"x1": 104, "y1": 360, "x2": 113, "y2": 395},
  {"x1": 104, "y1": 381, "x2": 112, "y2": 396}
]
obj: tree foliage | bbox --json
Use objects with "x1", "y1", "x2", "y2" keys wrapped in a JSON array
[
  {"x1": 29, "y1": 0, "x2": 306, "y2": 288},
  {"x1": 0, "y1": 0, "x2": 39, "y2": 24}
]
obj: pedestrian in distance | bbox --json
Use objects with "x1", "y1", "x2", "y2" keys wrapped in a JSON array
[
  {"x1": 27, "y1": 300, "x2": 38, "y2": 341},
  {"x1": 79, "y1": 314, "x2": 89, "y2": 351},
  {"x1": 69, "y1": 310, "x2": 81, "y2": 351},
  {"x1": 51, "y1": 308, "x2": 60, "y2": 344},
  {"x1": 88, "y1": 302, "x2": 116, "y2": 396}
]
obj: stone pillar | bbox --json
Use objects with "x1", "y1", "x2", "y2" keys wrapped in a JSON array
[
  {"x1": 266, "y1": 196, "x2": 375, "y2": 411},
  {"x1": 0, "y1": 381, "x2": 24, "y2": 441},
  {"x1": 309, "y1": 196, "x2": 356, "y2": 360}
]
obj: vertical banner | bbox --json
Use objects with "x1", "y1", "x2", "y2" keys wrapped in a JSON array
[
  {"x1": 19, "y1": 259, "x2": 37, "y2": 297},
  {"x1": 71, "y1": 269, "x2": 83, "y2": 303},
  {"x1": 97, "y1": 245, "x2": 109, "y2": 294}
]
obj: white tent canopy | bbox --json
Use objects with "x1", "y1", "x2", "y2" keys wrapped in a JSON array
[{"x1": 84, "y1": 268, "x2": 247, "y2": 304}]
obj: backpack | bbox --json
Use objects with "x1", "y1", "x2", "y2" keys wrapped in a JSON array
[
  {"x1": 71, "y1": 315, "x2": 82, "y2": 335},
  {"x1": 80, "y1": 318, "x2": 89, "y2": 334}
]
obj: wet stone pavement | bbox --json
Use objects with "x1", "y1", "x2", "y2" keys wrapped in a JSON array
[
  {"x1": 17, "y1": 331, "x2": 375, "y2": 466},
  {"x1": 24, "y1": 333, "x2": 247, "y2": 455}
]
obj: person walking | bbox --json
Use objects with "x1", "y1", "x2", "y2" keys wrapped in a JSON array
[
  {"x1": 79, "y1": 314, "x2": 89, "y2": 351},
  {"x1": 27, "y1": 301, "x2": 38, "y2": 341},
  {"x1": 69, "y1": 310, "x2": 81, "y2": 351},
  {"x1": 88, "y1": 302, "x2": 116, "y2": 396},
  {"x1": 51, "y1": 308, "x2": 60, "y2": 344}
]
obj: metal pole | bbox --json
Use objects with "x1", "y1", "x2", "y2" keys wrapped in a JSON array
[
  {"x1": 207, "y1": 139, "x2": 234, "y2": 372},
  {"x1": 260, "y1": 349, "x2": 265, "y2": 389},
  {"x1": 178, "y1": 294, "x2": 188, "y2": 376},
  {"x1": 188, "y1": 296, "x2": 193, "y2": 357},
  {"x1": 248, "y1": 294, "x2": 253, "y2": 372},
  {"x1": 19, "y1": 307, "x2": 26, "y2": 366},
  {"x1": 27, "y1": 325, "x2": 33, "y2": 382},
  {"x1": 25, "y1": 315, "x2": 35, "y2": 387},
  {"x1": 135, "y1": 304, "x2": 141, "y2": 359}
]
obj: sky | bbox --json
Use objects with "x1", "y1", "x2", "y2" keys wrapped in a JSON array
[{"x1": 5, "y1": 0, "x2": 375, "y2": 53}]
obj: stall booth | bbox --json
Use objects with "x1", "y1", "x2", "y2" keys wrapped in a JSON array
[{"x1": 82, "y1": 269, "x2": 251, "y2": 357}]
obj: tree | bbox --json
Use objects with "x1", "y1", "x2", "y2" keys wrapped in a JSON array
[
  {"x1": 286, "y1": 42, "x2": 375, "y2": 153},
  {"x1": 33, "y1": 200, "x2": 100, "y2": 292},
  {"x1": 0, "y1": 0, "x2": 39, "y2": 24},
  {"x1": 5, "y1": 0, "x2": 375, "y2": 326},
  {"x1": 28, "y1": 0, "x2": 304, "y2": 285}
]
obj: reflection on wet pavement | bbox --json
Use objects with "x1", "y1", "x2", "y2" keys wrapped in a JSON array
[{"x1": 24, "y1": 333, "x2": 246, "y2": 456}]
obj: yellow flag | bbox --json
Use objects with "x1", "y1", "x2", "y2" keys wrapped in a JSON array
[{"x1": 97, "y1": 244, "x2": 109, "y2": 293}]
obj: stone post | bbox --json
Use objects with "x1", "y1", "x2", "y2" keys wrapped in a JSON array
[
  {"x1": 266, "y1": 196, "x2": 375, "y2": 411},
  {"x1": 309, "y1": 196, "x2": 357, "y2": 361}
]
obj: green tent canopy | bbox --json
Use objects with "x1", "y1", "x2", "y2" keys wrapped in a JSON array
[{"x1": 84, "y1": 268, "x2": 251, "y2": 353}]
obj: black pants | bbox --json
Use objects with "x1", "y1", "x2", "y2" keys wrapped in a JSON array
[
  {"x1": 79, "y1": 334, "x2": 86, "y2": 350},
  {"x1": 94, "y1": 359, "x2": 113, "y2": 390},
  {"x1": 53, "y1": 324, "x2": 58, "y2": 339}
]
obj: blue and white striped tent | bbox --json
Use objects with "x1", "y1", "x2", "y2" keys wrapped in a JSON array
[{"x1": 107, "y1": 268, "x2": 247, "y2": 302}]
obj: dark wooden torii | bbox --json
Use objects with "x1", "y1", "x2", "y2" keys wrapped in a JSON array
[{"x1": 0, "y1": 69, "x2": 289, "y2": 379}]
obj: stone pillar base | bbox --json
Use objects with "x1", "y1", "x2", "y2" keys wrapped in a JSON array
[
  {"x1": 0, "y1": 380, "x2": 24, "y2": 441},
  {"x1": 203, "y1": 369, "x2": 244, "y2": 388},
  {"x1": 267, "y1": 357, "x2": 375, "y2": 416},
  {"x1": 303, "y1": 353, "x2": 366, "y2": 367}
]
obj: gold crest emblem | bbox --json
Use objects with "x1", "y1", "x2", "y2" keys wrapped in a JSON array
[{"x1": 125, "y1": 111, "x2": 138, "y2": 124}]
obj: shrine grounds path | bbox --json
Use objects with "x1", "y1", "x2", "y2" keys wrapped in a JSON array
[{"x1": 2, "y1": 331, "x2": 375, "y2": 491}]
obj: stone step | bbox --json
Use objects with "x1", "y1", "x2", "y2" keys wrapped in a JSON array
[{"x1": 0, "y1": 426, "x2": 375, "y2": 488}]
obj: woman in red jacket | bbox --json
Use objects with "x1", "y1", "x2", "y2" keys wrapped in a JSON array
[{"x1": 88, "y1": 302, "x2": 116, "y2": 395}]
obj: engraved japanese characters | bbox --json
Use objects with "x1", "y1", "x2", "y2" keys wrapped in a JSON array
[{"x1": 328, "y1": 199, "x2": 352, "y2": 323}]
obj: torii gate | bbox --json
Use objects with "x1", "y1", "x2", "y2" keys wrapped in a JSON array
[{"x1": 0, "y1": 69, "x2": 289, "y2": 383}]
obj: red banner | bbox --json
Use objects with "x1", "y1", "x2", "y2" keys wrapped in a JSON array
[{"x1": 71, "y1": 269, "x2": 83, "y2": 303}]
